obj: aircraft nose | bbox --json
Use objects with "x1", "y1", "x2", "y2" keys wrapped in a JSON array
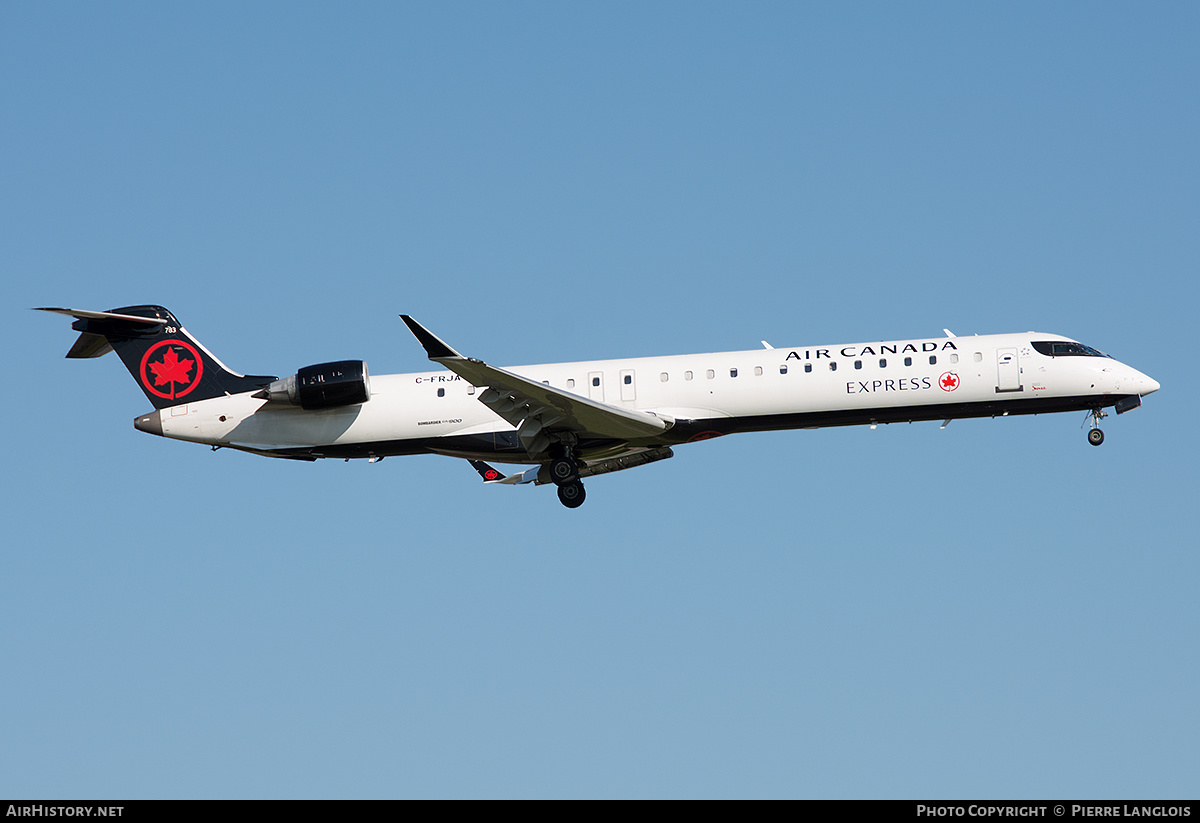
[{"x1": 1124, "y1": 364, "x2": 1160, "y2": 396}]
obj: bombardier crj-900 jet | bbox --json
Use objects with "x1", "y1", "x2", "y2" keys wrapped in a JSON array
[{"x1": 38, "y1": 305, "x2": 1160, "y2": 508}]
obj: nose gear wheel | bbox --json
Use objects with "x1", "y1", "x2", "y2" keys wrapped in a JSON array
[{"x1": 1084, "y1": 408, "x2": 1108, "y2": 446}]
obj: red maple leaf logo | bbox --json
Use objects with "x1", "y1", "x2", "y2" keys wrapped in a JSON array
[
  {"x1": 484, "y1": 469, "x2": 500, "y2": 480},
  {"x1": 939, "y1": 372, "x2": 960, "y2": 391},
  {"x1": 139, "y1": 339, "x2": 204, "y2": 401},
  {"x1": 148, "y1": 346, "x2": 195, "y2": 396}
]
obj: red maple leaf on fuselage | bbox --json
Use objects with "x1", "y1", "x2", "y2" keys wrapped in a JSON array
[{"x1": 149, "y1": 347, "x2": 195, "y2": 391}]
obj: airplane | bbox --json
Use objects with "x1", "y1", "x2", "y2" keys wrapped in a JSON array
[{"x1": 37, "y1": 305, "x2": 1160, "y2": 508}]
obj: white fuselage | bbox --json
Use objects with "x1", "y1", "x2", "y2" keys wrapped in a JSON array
[{"x1": 142, "y1": 331, "x2": 1159, "y2": 463}]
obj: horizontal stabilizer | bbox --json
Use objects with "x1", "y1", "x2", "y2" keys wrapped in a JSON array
[
  {"x1": 65, "y1": 331, "x2": 114, "y2": 359},
  {"x1": 34, "y1": 307, "x2": 167, "y2": 325},
  {"x1": 36, "y1": 307, "x2": 168, "y2": 359}
]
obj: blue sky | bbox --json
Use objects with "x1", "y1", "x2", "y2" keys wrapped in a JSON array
[{"x1": 3, "y1": 2, "x2": 1197, "y2": 798}]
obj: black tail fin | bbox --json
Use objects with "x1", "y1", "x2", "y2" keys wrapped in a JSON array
[{"x1": 37, "y1": 305, "x2": 276, "y2": 410}]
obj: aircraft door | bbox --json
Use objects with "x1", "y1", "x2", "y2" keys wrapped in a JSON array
[
  {"x1": 588, "y1": 371, "x2": 604, "y2": 402},
  {"x1": 996, "y1": 348, "x2": 1022, "y2": 392},
  {"x1": 619, "y1": 369, "x2": 636, "y2": 402}
]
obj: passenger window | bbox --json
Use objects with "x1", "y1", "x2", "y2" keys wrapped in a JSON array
[
  {"x1": 754, "y1": 366, "x2": 763, "y2": 376},
  {"x1": 854, "y1": 360, "x2": 862, "y2": 370},
  {"x1": 974, "y1": 352, "x2": 983, "y2": 362},
  {"x1": 468, "y1": 385, "x2": 476, "y2": 395},
  {"x1": 804, "y1": 363, "x2": 813, "y2": 373},
  {"x1": 730, "y1": 368, "x2": 738, "y2": 378},
  {"x1": 879, "y1": 358, "x2": 887, "y2": 368},
  {"x1": 904, "y1": 357, "x2": 912, "y2": 366},
  {"x1": 623, "y1": 375, "x2": 632, "y2": 385},
  {"x1": 592, "y1": 377, "x2": 600, "y2": 387},
  {"x1": 685, "y1": 370, "x2": 693, "y2": 381},
  {"x1": 950, "y1": 354, "x2": 959, "y2": 364},
  {"x1": 660, "y1": 372, "x2": 668, "y2": 382},
  {"x1": 566, "y1": 379, "x2": 574, "y2": 389},
  {"x1": 706, "y1": 369, "x2": 715, "y2": 379},
  {"x1": 929, "y1": 355, "x2": 937, "y2": 365},
  {"x1": 437, "y1": 388, "x2": 445, "y2": 397},
  {"x1": 779, "y1": 365, "x2": 787, "y2": 374},
  {"x1": 829, "y1": 362, "x2": 837, "y2": 371}
]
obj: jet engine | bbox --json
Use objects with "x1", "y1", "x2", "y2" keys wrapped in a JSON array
[{"x1": 262, "y1": 360, "x2": 371, "y2": 409}]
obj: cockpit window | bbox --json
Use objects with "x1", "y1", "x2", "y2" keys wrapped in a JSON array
[{"x1": 1032, "y1": 341, "x2": 1109, "y2": 358}]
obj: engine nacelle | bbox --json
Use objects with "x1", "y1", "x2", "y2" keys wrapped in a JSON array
[{"x1": 264, "y1": 360, "x2": 371, "y2": 410}]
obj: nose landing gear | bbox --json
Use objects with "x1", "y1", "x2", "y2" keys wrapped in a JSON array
[{"x1": 1086, "y1": 408, "x2": 1107, "y2": 446}]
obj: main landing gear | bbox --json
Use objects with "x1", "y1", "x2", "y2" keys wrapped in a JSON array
[
  {"x1": 549, "y1": 449, "x2": 586, "y2": 508},
  {"x1": 549, "y1": 456, "x2": 579, "y2": 484},
  {"x1": 557, "y1": 480, "x2": 586, "y2": 508},
  {"x1": 1086, "y1": 408, "x2": 1107, "y2": 446}
]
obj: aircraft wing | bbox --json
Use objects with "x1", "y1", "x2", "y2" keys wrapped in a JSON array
[{"x1": 401, "y1": 316, "x2": 673, "y2": 452}]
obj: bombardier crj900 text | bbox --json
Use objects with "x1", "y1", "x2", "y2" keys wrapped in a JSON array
[{"x1": 38, "y1": 306, "x2": 1160, "y2": 508}]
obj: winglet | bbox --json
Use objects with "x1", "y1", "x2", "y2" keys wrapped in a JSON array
[
  {"x1": 400, "y1": 315, "x2": 462, "y2": 360},
  {"x1": 468, "y1": 459, "x2": 537, "y2": 485},
  {"x1": 469, "y1": 460, "x2": 507, "y2": 482}
]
